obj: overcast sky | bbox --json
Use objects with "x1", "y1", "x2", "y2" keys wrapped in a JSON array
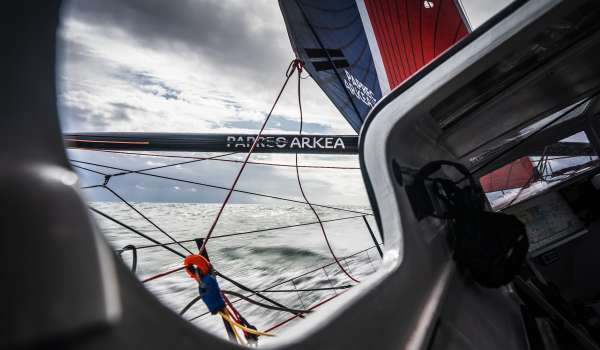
[{"x1": 58, "y1": 0, "x2": 511, "y2": 205}]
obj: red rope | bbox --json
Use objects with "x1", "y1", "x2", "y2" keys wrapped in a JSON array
[
  {"x1": 141, "y1": 265, "x2": 186, "y2": 283},
  {"x1": 264, "y1": 291, "x2": 347, "y2": 333},
  {"x1": 293, "y1": 63, "x2": 359, "y2": 283},
  {"x1": 198, "y1": 59, "x2": 304, "y2": 255},
  {"x1": 223, "y1": 294, "x2": 242, "y2": 322}
]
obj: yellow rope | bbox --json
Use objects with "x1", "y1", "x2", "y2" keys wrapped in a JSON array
[
  {"x1": 221, "y1": 309, "x2": 243, "y2": 344},
  {"x1": 218, "y1": 311, "x2": 275, "y2": 337},
  {"x1": 228, "y1": 319, "x2": 241, "y2": 344}
]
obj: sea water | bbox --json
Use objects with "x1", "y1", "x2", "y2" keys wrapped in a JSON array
[{"x1": 93, "y1": 202, "x2": 381, "y2": 338}]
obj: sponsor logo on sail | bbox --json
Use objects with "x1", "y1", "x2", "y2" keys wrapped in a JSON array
[{"x1": 343, "y1": 70, "x2": 377, "y2": 108}]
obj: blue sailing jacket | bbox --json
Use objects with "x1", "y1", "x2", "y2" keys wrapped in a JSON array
[{"x1": 199, "y1": 274, "x2": 225, "y2": 314}]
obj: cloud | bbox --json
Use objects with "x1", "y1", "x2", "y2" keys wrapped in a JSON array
[
  {"x1": 57, "y1": 0, "x2": 511, "y2": 134},
  {"x1": 57, "y1": 0, "x2": 352, "y2": 134},
  {"x1": 64, "y1": 0, "x2": 289, "y2": 79},
  {"x1": 223, "y1": 114, "x2": 332, "y2": 134},
  {"x1": 59, "y1": 0, "x2": 510, "y2": 205}
]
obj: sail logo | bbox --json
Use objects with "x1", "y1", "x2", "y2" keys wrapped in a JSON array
[
  {"x1": 226, "y1": 136, "x2": 345, "y2": 150},
  {"x1": 343, "y1": 70, "x2": 377, "y2": 108},
  {"x1": 305, "y1": 48, "x2": 349, "y2": 71}
]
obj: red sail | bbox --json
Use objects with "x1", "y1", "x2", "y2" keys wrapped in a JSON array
[
  {"x1": 279, "y1": 0, "x2": 470, "y2": 132},
  {"x1": 363, "y1": 0, "x2": 469, "y2": 89},
  {"x1": 480, "y1": 157, "x2": 535, "y2": 193}
]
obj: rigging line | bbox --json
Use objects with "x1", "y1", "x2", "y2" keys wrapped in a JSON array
[
  {"x1": 102, "y1": 186, "x2": 193, "y2": 255},
  {"x1": 250, "y1": 245, "x2": 379, "y2": 296},
  {"x1": 294, "y1": 66, "x2": 359, "y2": 283},
  {"x1": 71, "y1": 159, "x2": 372, "y2": 216},
  {"x1": 256, "y1": 285, "x2": 351, "y2": 293},
  {"x1": 188, "y1": 245, "x2": 380, "y2": 321},
  {"x1": 264, "y1": 291, "x2": 347, "y2": 333},
  {"x1": 499, "y1": 152, "x2": 585, "y2": 210},
  {"x1": 134, "y1": 214, "x2": 366, "y2": 250},
  {"x1": 179, "y1": 296, "x2": 201, "y2": 316},
  {"x1": 80, "y1": 184, "x2": 103, "y2": 190},
  {"x1": 214, "y1": 269, "x2": 304, "y2": 318},
  {"x1": 71, "y1": 164, "x2": 108, "y2": 176},
  {"x1": 89, "y1": 206, "x2": 186, "y2": 259},
  {"x1": 497, "y1": 166, "x2": 540, "y2": 210},
  {"x1": 223, "y1": 295, "x2": 243, "y2": 324},
  {"x1": 536, "y1": 146, "x2": 550, "y2": 178},
  {"x1": 219, "y1": 300, "x2": 244, "y2": 345},
  {"x1": 547, "y1": 159, "x2": 599, "y2": 178},
  {"x1": 179, "y1": 292, "x2": 311, "y2": 317},
  {"x1": 267, "y1": 245, "x2": 379, "y2": 289},
  {"x1": 530, "y1": 155, "x2": 581, "y2": 162},
  {"x1": 223, "y1": 295, "x2": 242, "y2": 325},
  {"x1": 471, "y1": 92, "x2": 600, "y2": 176},
  {"x1": 222, "y1": 313, "x2": 242, "y2": 344},
  {"x1": 181, "y1": 296, "x2": 243, "y2": 320},
  {"x1": 111, "y1": 152, "x2": 239, "y2": 177},
  {"x1": 198, "y1": 59, "x2": 304, "y2": 256},
  {"x1": 82, "y1": 149, "x2": 361, "y2": 170},
  {"x1": 142, "y1": 266, "x2": 186, "y2": 283},
  {"x1": 218, "y1": 311, "x2": 275, "y2": 337},
  {"x1": 501, "y1": 146, "x2": 552, "y2": 209},
  {"x1": 167, "y1": 247, "x2": 380, "y2": 322},
  {"x1": 222, "y1": 290, "x2": 311, "y2": 314}
]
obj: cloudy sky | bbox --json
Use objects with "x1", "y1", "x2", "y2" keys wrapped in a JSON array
[{"x1": 58, "y1": 0, "x2": 510, "y2": 205}]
